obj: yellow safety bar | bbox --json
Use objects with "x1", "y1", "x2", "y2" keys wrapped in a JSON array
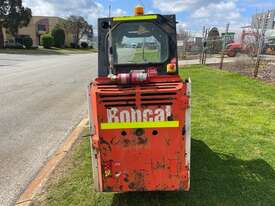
[{"x1": 101, "y1": 121, "x2": 179, "y2": 130}]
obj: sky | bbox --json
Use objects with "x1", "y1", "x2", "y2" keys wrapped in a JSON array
[{"x1": 22, "y1": 0, "x2": 274, "y2": 34}]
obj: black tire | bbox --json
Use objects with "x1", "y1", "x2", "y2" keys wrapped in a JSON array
[{"x1": 227, "y1": 49, "x2": 236, "y2": 57}]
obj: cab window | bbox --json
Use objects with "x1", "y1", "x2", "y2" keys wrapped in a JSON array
[{"x1": 112, "y1": 22, "x2": 169, "y2": 65}]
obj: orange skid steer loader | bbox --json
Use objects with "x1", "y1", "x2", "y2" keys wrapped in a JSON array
[{"x1": 87, "y1": 6, "x2": 191, "y2": 192}]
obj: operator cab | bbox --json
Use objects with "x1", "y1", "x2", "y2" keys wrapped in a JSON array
[{"x1": 98, "y1": 13, "x2": 178, "y2": 77}]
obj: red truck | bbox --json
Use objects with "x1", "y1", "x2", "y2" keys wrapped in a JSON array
[{"x1": 226, "y1": 29, "x2": 258, "y2": 57}]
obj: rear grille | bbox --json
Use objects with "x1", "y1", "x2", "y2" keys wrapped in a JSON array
[
  {"x1": 100, "y1": 93, "x2": 136, "y2": 107},
  {"x1": 96, "y1": 82, "x2": 181, "y2": 108}
]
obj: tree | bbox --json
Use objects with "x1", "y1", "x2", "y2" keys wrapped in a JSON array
[
  {"x1": 64, "y1": 16, "x2": 91, "y2": 46},
  {"x1": 0, "y1": 0, "x2": 32, "y2": 48},
  {"x1": 52, "y1": 26, "x2": 65, "y2": 48},
  {"x1": 252, "y1": 11, "x2": 269, "y2": 77},
  {"x1": 0, "y1": 0, "x2": 9, "y2": 48},
  {"x1": 239, "y1": 11, "x2": 269, "y2": 77}
]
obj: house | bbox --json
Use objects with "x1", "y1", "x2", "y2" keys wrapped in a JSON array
[{"x1": 3, "y1": 16, "x2": 73, "y2": 47}]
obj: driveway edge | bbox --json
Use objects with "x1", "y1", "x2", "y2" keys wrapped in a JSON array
[{"x1": 15, "y1": 118, "x2": 89, "y2": 206}]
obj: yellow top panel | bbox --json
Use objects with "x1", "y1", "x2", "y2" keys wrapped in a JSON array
[{"x1": 113, "y1": 15, "x2": 158, "y2": 21}]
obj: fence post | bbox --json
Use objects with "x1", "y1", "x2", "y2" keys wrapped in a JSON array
[
  {"x1": 199, "y1": 26, "x2": 205, "y2": 64},
  {"x1": 200, "y1": 27, "x2": 208, "y2": 65},
  {"x1": 219, "y1": 23, "x2": 230, "y2": 70}
]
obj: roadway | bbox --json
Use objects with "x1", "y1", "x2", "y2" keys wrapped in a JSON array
[{"x1": 0, "y1": 53, "x2": 97, "y2": 206}]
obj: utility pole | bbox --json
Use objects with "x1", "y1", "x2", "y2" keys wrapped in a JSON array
[
  {"x1": 219, "y1": 23, "x2": 230, "y2": 70},
  {"x1": 254, "y1": 11, "x2": 269, "y2": 77}
]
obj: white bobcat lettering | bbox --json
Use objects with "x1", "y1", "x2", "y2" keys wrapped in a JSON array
[{"x1": 107, "y1": 106, "x2": 171, "y2": 123}]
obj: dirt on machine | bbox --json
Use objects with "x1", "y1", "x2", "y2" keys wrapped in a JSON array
[{"x1": 87, "y1": 6, "x2": 191, "y2": 192}]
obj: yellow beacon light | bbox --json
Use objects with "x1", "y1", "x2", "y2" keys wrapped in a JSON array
[
  {"x1": 167, "y1": 63, "x2": 176, "y2": 73},
  {"x1": 135, "y1": 5, "x2": 144, "y2": 16}
]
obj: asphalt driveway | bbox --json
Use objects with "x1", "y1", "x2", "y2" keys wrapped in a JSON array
[{"x1": 0, "y1": 53, "x2": 97, "y2": 206}]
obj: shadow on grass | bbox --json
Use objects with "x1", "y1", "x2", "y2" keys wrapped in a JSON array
[{"x1": 111, "y1": 139, "x2": 275, "y2": 206}]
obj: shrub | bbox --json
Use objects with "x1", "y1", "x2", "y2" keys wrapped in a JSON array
[
  {"x1": 52, "y1": 27, "x2": 65, "y2": 48},
  {"x1": 41, "y1": 34, "x2": 54, "y2": 48},
  {"x1": 22, "y1": 36, "x2": 33, "y2": 49},
  {"x1": 81, "y1": 42, "x2": 88, "y2": 48}
]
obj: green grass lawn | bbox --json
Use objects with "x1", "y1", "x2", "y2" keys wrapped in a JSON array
[
  {"x1": 33, "y1": 65, "x2": 275, "y2": 206},
  {"x1": 0, "y1": 47, "x2": 97, "y2": 55}
]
